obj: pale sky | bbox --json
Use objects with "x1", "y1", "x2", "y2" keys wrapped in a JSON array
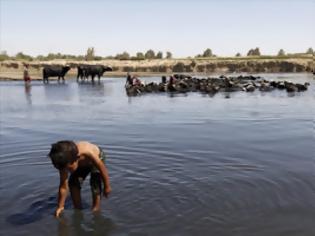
[{"x1": 0, "y1": 0, "x2": 314, "y2": 57}]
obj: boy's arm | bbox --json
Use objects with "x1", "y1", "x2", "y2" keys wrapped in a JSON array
[
  {"x1": 90, "y1": 153, "x2": 111, "y2": 197},
  {"x1": 56, "y1": 169, "x2": 68, "y2": 217}
]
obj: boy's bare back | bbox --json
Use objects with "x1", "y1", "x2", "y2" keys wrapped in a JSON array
[{"x1": 75, "y1": 141, "x2": 101, "y2": 167}]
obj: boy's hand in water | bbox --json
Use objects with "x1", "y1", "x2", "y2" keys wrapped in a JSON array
[
  {"x1": 103, "y1": 186, "x2": 112, "y2": 198},
  {"x1": 55, "y1": 207, "x2": 64, "y2": 217}
]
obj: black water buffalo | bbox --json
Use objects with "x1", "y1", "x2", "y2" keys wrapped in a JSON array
[
  {"x1": 77, "y1": 65, "x2": 112, "y2": 82},
  {"x1": 77, "y1": 65, "x2": 88, "y2": 81},
  {"x1": 43, "y1": 65, "x2": 71, "y2": 83}
]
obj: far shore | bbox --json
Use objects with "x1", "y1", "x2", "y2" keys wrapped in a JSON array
[
  {"x1": 0, "y1": 71, "x2": 173, "y2": 81},
  {"x1": 0, "y1": 56, "x2": 314, "y2": 81}
]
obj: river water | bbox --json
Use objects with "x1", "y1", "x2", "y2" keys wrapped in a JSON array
[{"x1": 0, "y1": 73, "x2": 314, "y2": 236}]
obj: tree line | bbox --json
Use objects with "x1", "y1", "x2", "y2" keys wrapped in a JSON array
[
  {"x1": 0, "y1": 47, "x2": 313, "y2": 61},
  {"x1": 204, "y1": 47, "x2": 314, "y2": 57},
  {"x1": 0, "y1": 48, "x2": 173, "y2": 62}
]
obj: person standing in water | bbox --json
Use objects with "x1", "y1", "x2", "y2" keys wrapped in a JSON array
[
  {"x1": 126, "y1": 72, "x2": 132, "y2": 85},
  {"x1": 23, "y1": 64, "x2": 31, "y2": 83}
]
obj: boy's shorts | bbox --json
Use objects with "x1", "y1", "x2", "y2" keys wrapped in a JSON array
[{"x1": 68, "y1": 147, "x2": 106, "y2": 197}]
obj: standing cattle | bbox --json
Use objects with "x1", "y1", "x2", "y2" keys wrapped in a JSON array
[
  {"x1": 77, "y1": 65, "x2": 112, "y2": 82},
  {"x1": 43, "y1": 65, "x2": 71, "y2": 83},
  {"x1": 77, "y1": 66, "x2": 87, "y2": 81}
]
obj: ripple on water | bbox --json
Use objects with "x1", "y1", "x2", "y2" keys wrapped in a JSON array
[{"x1": 0, "y1": 75, "x2": 315, "y2": 235}]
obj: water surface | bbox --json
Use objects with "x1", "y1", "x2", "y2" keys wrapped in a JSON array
[{"x1": 0, "y1": 73, "x2": 314, "y2": 236}]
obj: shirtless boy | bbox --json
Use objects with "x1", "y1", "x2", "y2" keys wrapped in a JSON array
[{"x1": 48, "y1": 140, "x2": 111, "y2": 217}]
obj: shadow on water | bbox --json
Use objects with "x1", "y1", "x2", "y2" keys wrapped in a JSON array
[
  {"x1": 58, "y1": 211, "x2": 116, "y2": 236},
  {"x1": 6, "y1": 196, "x2": 71, "y2": 226},
  {"x1": 77, "y1": 79, "x2": 102, "y2": 86}
]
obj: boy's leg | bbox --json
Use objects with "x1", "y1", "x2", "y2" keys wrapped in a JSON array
[
  {"x1": 69, "y1": 185, "x2": 82, "y2": 209},
  {"x1": 90, "y1": 147, "x2": 106, "y2": 211},
  {"x1": 90, "y1": 172, "x2": 102, "y2": 212},
  {"x1": 92, "y1": 193, "x2": 101, "y2": 212},
  {"x1": 68, "y1": 169, "x2": 90, "y2": 209}
]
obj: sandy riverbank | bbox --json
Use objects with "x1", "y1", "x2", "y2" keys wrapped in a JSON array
[{"x1": 0, "y1": 56, "x2": 313, "y2": 80}]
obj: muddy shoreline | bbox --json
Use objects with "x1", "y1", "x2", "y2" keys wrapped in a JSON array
[{"x1": 0, "y1": 57, "x2": 313, "y2": 81}]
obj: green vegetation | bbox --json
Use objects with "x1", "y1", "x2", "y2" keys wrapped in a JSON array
[
  {"x1": 195, "y1": 48, "x2": 216, "y2": 58},
  {"x1": 247, "y1": 47, "x2": 261, "y2": 56},
  {"x1": 166, "y1": 51, "x2": 172, "y2": 59},
  {"x1": 306, "y1": 47, "x2": 314, "y2": 55},
  {"x1": 144, "y1": 50, "x2": 155, "y2": 59},
  {"x1": 0, "y1": 47, "x2": 313, "y2": 62},
  {"x1": 15, "y1": 52, "x2": 33, "y2": 61},
  {"x1": 0, "y1": 51, "x2": 10, "y2": 61},
  {"x1": 156, "y1": 51, "x2": 163, "y2": 59},
  {"x1": 113, "y1": 49, "x2": 167, "y2": 60},
  {"x1": 203, "y1": 48, "x2": 213, "y2": 57},
  {"x1": 136, "y1": 52, "x2": 145, "y2": 60},
  {"x1": 278, "y1": 49, "x2": 285, "y2": 56},
  {"x1": 115, "y1": 51, "x2": 130, "y2": 60},
  {"x1": 36, "y1": 53, "x2": 85, "y2": 61},
  {"x1": 85, "y1": 47, "x2": 95, "y2": 61},
  {"x1": 193, "y1": 54, "x2": 312, "y2": 61}
]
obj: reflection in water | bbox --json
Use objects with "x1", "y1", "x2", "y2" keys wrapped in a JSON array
[
  {"x1": 167, "y1": 92, "x2": 188, "y2": 98},
  {"x1": 43, "y1": 83, "x2": 73, "y2": 101},
  {"x1": 24, "y1": 83, "x2": 32, "y2": 105},
  {"x1": 77, "y1": 81, "x2": 105, "y2": 98},
  {"x1": 224, "y1": 93, "x2": 231, "y2": 99},
  {"x1": 287, "y1": 92, "x2": 296, "y2": 97},
  {"x1": 77, "y1": 79, "x2": 102, "y2": 86},
  {"x1": 58, "y1": 211, "x2": 115, "y2": 236},
  {"x1": 76, "y1": 81, "x2": 107, "y2": 106},
  {"x1": 208, "y1": 92, "x2": 216, "y2": 98},
  {"x1": 127, "y1": 96, "x2": 133, "y2": 104}
]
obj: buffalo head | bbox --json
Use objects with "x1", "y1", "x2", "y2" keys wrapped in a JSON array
[
  {"x1": 63, "y1": 65, "x2": 71, "y2": 73},
  {"x1": 103, "y1": 66, "x2": 113, "y2": 72}
]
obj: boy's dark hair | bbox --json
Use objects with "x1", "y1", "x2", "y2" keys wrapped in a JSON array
[{"x1": 48, "y1": 140, "x2": 79, "y2": 170}]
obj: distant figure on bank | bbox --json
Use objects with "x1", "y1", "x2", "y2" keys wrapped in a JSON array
[
  {"x1": 23, "y1": 64, "x2": 31, "y2": 83},
  {"x1": 48, "y1": 141, "x2": 112, "y2": 217}
]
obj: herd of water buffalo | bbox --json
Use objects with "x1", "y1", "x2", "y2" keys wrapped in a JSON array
[
  {"x1": 125, "y1": 74, "x2": 310, "y2": 96},
  {"x1": 42, "y1": 65, "x2": 112, "y2": 83},
  {"x1": 40, "y1": 65, "x2": 311, "y2": 97}
]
